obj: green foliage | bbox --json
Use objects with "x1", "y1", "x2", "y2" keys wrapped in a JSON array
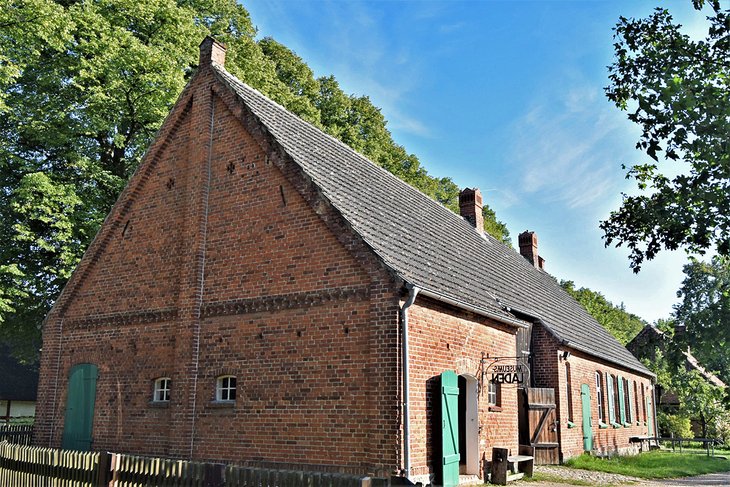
[
  {"x1": 565, "y1": 451, "x2": 730, "y2": 479},
  {"x1": 657, "y1": 412, "x2": 693, "y2": 439},
  {"x1": 645, "y1": 346, "x2": 727, "y2": 440},
  {"x1": 0, "y1": 0, "x2": 512, "y2": 362},
  {"x1": 602, "y1": 2, "x2": 730, "y2": 271},
  {"x1": 674, "y1": 256, "x2": 730, "y2": 385},
  {"x1": 559, "y1": 280, "x2": 646, "y2": 345}
]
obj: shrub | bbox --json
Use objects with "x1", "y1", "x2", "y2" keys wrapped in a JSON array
[{"x1": 658, "y1": 412, "x2": 693, "y2": 438}]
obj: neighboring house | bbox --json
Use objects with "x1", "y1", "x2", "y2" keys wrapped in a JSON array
[
  {"x1": 0, "y1": 347, "x2": 39, "y2": 422},
  {"x1": 627, "y1": 324, "x2": 726, "y2": 436},
  {"x1": 35, "y1": 38, "x2": 656, "y2": 484}
]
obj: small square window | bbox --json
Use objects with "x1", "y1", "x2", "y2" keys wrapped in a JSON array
[
  {"x1": 216, "y1": 376, "x2": 236, "y2": 402},
  {"x1": 488, "y1": 380, "x2": 500, "y2": 406},
  {"x1": 153, "y1": 377, "x2": 171, "y2": 402}
]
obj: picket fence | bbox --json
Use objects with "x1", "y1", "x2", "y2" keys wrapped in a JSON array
[
  {"x1": 0, "y1": 424, "x2": 34, "y2": 445},
  {"x1": 0, "y1": 441, "x2": 376, "y2": 487}
]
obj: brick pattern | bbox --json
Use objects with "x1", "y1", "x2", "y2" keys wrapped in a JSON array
[
  {"x1": 35, "y1": 66, "x2": 403, "y2": 478},
  {"x1": 531, "y1": 324, "x2": 655, "y2": 460},
  {"x1": 407, "y1": 296, "x2": 520, "y2": 481}
]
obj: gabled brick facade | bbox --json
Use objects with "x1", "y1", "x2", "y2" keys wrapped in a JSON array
[{"x1": 35, "y1": 37, "x2": 656, "y2": 484}]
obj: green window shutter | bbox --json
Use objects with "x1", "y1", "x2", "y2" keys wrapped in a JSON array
[
  {"x1": 605, "y1": 372, "x2": 615, "y2": 423},
  {"x1": 440, "y1": 370, "x2": 459, "y2": 487},
  {"x1": 618, "y1": 376, "x2": 626, "y2": 424}
]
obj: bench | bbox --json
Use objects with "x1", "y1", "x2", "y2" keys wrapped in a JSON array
[{"x1": 490, "y1": 446, "x2": 534, "y2": 485}]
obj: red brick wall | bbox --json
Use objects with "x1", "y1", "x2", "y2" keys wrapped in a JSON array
[
  {"x1": 530, "y1": 324, "x2": 655, "y2": 460},
  {"x1": 35, "y1": 66, "x2": 403, "y2": 477},
  {"x1": 407, "y1": 296, "x2": 520, "y2": 482}
]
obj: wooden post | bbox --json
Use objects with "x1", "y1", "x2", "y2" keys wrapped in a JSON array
[
  {"x1": 490, "y1": 447, "x2": 509, "y2": 486},
  {"x1": 204, "y1": 463, "x2": 225, "y2": 487},
  {"x1": 96, "y1": 451, "x2": 111, "y2": 487}
]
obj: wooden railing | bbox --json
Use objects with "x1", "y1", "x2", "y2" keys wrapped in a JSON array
[
  {"x1": 0, "y1": 424, "x2": 34, "y2": 445},
  {"x1": 0, "y1": 441, "x2": 377, "y2": 486}
]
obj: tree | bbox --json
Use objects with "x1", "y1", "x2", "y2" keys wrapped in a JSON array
[
  {"x1": 560, "y1": 280, "x2": 646, "y2": 345},
  {"x1": 1, "y1": 1, "x2": 513, "y2": 362},
  {"x1": 602, "y1": 0, "x2": 730, "y2": 271},
  {"x1": 648, "y1": 345, "x2": 728, "y2": 439},
  {"x1": 673, "y1": 256, "x2": 730, "y2": 385}
]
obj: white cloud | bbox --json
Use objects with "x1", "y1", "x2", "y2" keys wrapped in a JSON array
[{"x1": 507, "y1": 83, "x2": 634, "y2": 209}]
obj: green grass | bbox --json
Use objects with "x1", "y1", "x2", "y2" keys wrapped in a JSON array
[{"x1": 564, "y1": 451, "x2": 730, "y2": 479}]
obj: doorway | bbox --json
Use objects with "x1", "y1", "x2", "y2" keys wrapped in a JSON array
[
  {"x1": 61, "y1": 363, "x2": 98, "y2": 451},
  {"x1": 580, "y1": 384, "x2": 593, "y2": 451},
  {"x1": 458, "y1": 374, "x2": 479, "y2": 475}
]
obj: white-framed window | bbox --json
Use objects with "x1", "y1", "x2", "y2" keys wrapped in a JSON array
[
  {"x1": 625, "y1": 378, "x2": 633, "y2": 423},
  {"x1": 488, "y1": 380, "x2": 500, "y2": 406},
  {"x1": 216, "y1": 375, "x2": 237, "y2": 402},
  {"x1": 565, "y1": 362, "x2": 573, "y2": 422},
  {"x1": 607, "y1": 373, "x2": 616, "y2": 423},
  {"x1": 153, "y1": 377, "x2": 171, "y2": 402},
  {"x1": 595, "y1": 371, "x2": 604, "y2": 422}
]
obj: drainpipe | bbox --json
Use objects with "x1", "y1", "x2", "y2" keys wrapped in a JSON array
[{"x1": 401, "y1": 282, "x2": 420, "y2": 479}]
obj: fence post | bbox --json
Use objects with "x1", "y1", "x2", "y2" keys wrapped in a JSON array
[
  {"x1": 360, "y1": 476, "x2": 372, "y2": 487},
  {"x1": 96, "y1": 451, "x2": 112, "y2": 487},
  {"x1": 204, "y1": 463, "x2": 225, "y2": 487}
]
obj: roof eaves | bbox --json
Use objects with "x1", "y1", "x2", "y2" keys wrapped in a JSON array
[{"x1": 418, "y1": 287, "x2": 529, "y2": 329}]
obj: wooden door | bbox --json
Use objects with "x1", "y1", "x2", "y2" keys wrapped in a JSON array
[
  {"x1": 526, "y1": 387, "x2": 559, "y2": 464},
  {"x1": 62, "y1": 363, "x2": 98, "y2": 451},
  {"x1": 646, "y1": 397, "x2": 654, "y2": 437},
  {"x1": 580, "y1": 384, "x2": 593, "y2": 452},
  {"x1": 440, "y1": 370, "x2": 460, "y2": 487}
]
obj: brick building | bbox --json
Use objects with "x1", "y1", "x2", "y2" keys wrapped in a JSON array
[{"x1": 35, "y1": 38, "x2": 655, "y2": 484}]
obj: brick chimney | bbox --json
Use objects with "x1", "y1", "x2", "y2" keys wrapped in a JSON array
[
  {"x1": 459, "y1": 188, "x2": 484, "y2": 235},
  {"x1": 199, "y1": 36, "x2": 226, "y2": 68},
  {"x1": 519, "y1": 230, "x2": 545, "y2": 269}
]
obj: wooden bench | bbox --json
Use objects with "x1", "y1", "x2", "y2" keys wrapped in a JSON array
[{"x1": 490, "y1": 446, "x2": 534, "y2": 485}]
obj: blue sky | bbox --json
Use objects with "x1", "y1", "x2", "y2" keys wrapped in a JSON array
[{"x1": 243, "y1": 0, "x2": 713, "y2": 323}]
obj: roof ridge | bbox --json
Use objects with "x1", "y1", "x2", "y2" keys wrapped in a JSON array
[
  {"x1": 210, "y1": 63, "x2": 653, "y2": 377},
  {"x1": 212, "y1": 65, "x2": 476, "y2": 226}
]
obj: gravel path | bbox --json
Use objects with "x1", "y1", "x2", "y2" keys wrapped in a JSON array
[
  {"x1": 534, "y1": 465, "x2": 640, "y2": 485},
  {"x1": 530, "y1": 465, "x2": 730, "y2": 486}
]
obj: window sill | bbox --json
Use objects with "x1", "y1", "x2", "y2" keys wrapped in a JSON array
[
  {"x1": 488, "y1": 406, "x2": 503, "y2": 412},
  {"x1": 623, "y1": 422, "x2": 631, "y2": 428},
  {"x1": 148, "y1": 401, "x2": 170, "y2": 408},
  {"x1": 598, "y1": 422, "x2": 609, "y2": 429},
  {"x1": 566, "y1": 421, "x2": 576, "y2": 429},
  {"x1": 209, "y1": 400, "x2": 235, "y2": 409},
  {"x1": 611, "y1": 422, "x2": 622, "y2": 429}
]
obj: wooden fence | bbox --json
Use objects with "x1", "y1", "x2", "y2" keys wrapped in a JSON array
[
  {"x1": 0, "y1": 424, "x2": 34, "y2": 445},
  {"x1": 0, "y1": 441, "x2": 377, "y2": 486}
]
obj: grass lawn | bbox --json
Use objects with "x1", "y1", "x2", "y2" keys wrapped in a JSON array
[{"x1": 564, "y1": 451, "x2": 730, "y2": 479}]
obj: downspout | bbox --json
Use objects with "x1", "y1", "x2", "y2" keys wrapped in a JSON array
[{"x1": 401, "y1": 282, "x2": 420, "y2": 479}]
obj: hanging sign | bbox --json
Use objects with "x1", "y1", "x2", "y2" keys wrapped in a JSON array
[{"x1": 491, "y1": 363, "x2": 527, "y2": 385}]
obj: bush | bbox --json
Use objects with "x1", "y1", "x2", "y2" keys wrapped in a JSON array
[{"x1": 658, "y1": 412, "x2": 693, "y2": 438}]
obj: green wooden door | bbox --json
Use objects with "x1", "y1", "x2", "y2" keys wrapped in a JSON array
[
  {"x1": 646, "y1": 397, "x2": 654, "y2": 437},
  {"x1": 62, "y1": 363, "x2": 98, "y2": 451},
  {"x1": 441, "y1": 370, "x2": 460, "y2": 487},
  {"x1": 580, "y1": 384, "x2": 593, "y2": 451}
]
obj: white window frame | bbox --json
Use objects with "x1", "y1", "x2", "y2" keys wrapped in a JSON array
[
  {"x1": 606, "y1": 373, "x2": 616, "y2": 423},
  {"x1": 595, "y1": 372, "x2": 604, "y2": 422},
  {"x1": 153, "y1": 377, "x2": 171, "y2": 402},
  {"x1": 488, "y1": 380, "x2": 499, "y2": 406},
  {"x1": 216, "y1": 375, "x2": 237, "y2": 402},
  {"x1": 565, "y1": 362, "x2": 573, "y2": 422}
]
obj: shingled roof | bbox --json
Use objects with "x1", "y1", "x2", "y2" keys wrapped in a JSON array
[{"x1": 212, "y1": 64, "x2": 653, "y2": 378}]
